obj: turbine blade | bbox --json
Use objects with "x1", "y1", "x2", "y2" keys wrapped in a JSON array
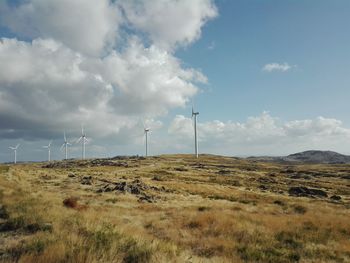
[
  {"x1": 76, "y1": 137, "x2": 82, "y2": 143},
  {"x1": 60, "y1": 144, "x2": 65, "y2": 151},
  {"x1": 64, "y1": 131, "x2": 66, "y2": 141}
]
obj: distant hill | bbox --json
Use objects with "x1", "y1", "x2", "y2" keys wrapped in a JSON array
[
  {"x1": 284, "y1": 150, "x2": 350, "y2": 164},
  {"x1": 248, "y1": 150, "x2": 350, "y2": 164}
]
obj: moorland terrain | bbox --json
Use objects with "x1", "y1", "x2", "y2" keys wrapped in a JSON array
[{"x1": 0, "y1": 154, "x2": 350, "y2": 262}]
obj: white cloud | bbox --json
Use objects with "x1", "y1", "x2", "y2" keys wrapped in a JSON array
[
  {"x1": 0, "y1": 0, "x2": 216, "y2": 145},
  {"x1": 262, "y1": 62, "x2": 293, "y2": 72},
  {"x1": 0, "y1": 0, "x2": 121, "y2": 56},
  {"x1": 168, "y1": 112, "x2": 350, "y2": 155},
  {"x1": 0, "y1": 37, "x2": 202, "y2": 139},
  {"x1": 120, "y1": 0, "x2": 218, "y2": 51}
]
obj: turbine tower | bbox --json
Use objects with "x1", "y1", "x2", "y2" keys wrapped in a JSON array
[
  {"x1": 192, "y1": 106, "x2": 199, "y2": 158},
  {"x1": 43, "y1": 141, "x2": 52, "y2": 162},
  {"x1": 9, "y1": 144, "x2": 20, "y2": 164},
  {"x1": 60, "y1": 131, "x2": 71, "y2": 160},
  {"x1": 144, "y1": 127, "x2": 150, "y2": 157},
  {"x1": 77, "y1": 126, "x2": 88, "y2": 160}
]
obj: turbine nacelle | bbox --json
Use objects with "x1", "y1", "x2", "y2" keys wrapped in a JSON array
[
  {"x1": 192, "y1": 106, "x2": 199, "y2": 117},
  {"x1": 9, "y1": 144, "x2": 20, "y2": 150},
  {"x1": 43, "y1": 141, "x2": 52, "y2": 149}
]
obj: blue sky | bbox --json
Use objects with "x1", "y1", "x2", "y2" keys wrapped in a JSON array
[
  {"x1": 1, "y1": 0, "x2": 350, "y2": 162},
  {"x1": 175, "y1": 0, "x2": 350, "y2": 122}
]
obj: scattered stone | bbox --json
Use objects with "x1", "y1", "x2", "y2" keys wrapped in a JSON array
[
  {"x1": 152, "y1": 175, "x2": 164, "y2": 181},
  {"x1": 257, "y1": 177, "x2": 276, "y2": 184},
  {"x1": 90, "y1": 159, "x2": 129, "y2": 167},
  {"x1": 330, "y1": 195, "x2": 341, "y2": 201},
  {"x1": 81, "y1": 176, "x2": 93, "y2": 185},
  {"x1": 342, "y1": 175, "x2": 350, "y2": 179},
  {"x1": 290, "y1": 174, "x2": 312, "y2": 180},
  {"x1": 193, "y1": 163, "x2": 205, "y2": 169},
  {"x1": 174, "y1": 167, "x2": 188, "y2": 172},
  {"x1": 68, "y1": 173, "x2": 76, "y2": 178},
  {"x1": 259, "y1": 185, "x2": 268, "y2": 191},
  {"x1": 288, "y1": 186, "x2": 328, "y2": 198},
  {"x1": 40, "y1": 174, "x2": 53, "y2": 180},
  {"x1": 138, "y1": 193, "x2": 156, "y2": 203},
  {"x1": 114, "y1": 179, "x2": 149, "y2": 194},
  {"x1": 97, "y1": 184, "x2": 116, "y2": 193},
  {"x1": 218, "y1": 169, "x2": 230, "y2": 175},
  {"x1": 42, "y1": 160, "x2": 78, "y2": 169},
  {"x1": 282, "y1": 168, "x2": 295, "y2": 174}
]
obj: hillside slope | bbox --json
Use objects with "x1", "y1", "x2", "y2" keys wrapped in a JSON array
[{"x1": 0, "y1": 154, "x2": 349, "y2": 262}]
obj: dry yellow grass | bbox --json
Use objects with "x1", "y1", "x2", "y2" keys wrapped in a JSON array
[{"x1": 0, "y1": 154, "x2": 350, "y2": 262}]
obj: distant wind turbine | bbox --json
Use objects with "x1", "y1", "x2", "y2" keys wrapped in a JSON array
[
  {"x1": 141, "y1": 120, "x2": 150, "y2": 157},
  {"x1": 76, "y1": 126, "x2": 89, "y2": 160},
  {"x1": 9, "y1": 144, "x2": 20, "y2": 164},
  {"x1": 192, "y1": 105, "x2": 199, "y2": 158},
  {"x1": 60, "y1": 131, "x2": 71, "y2": 160},
  {"x1": 43, "y1": 141, "x2": 52, "y2": 161},
  {"x1": 144, "y1": 127, "x2": 150, "y2": 157}
]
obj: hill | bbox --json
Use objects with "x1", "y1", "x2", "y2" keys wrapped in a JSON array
[
  {"x1": 248, "y1": 150, "x2": 350, "y2": 164},
  {"x1": 284, "y1": 150, "x2": 350, "y2": 164}
]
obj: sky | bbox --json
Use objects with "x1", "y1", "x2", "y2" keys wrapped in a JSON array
[{"x1": 1, "y1": 0, "x2": 350, "y2": 162}]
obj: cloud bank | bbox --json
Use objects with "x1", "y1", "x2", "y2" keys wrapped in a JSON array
[
  {"x1": 168, "y1": 112, "x2": 350, "y2": 156},
  {"x1": 0, "y1": 0, "x2": 217, "y2": 141}
]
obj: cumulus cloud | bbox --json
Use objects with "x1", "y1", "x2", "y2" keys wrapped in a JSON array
[
  {"x1": 120, "y1": 0, "x2": 218, "y2": 50},
  {"x1": 262, "y1": 62, "x2": 293, "y2": 72},
  {"x1": 0, "y1": 0, "x2": 215, "y2": 144},
  {"x1": 0, "y1": 0, "x2": 121, "y2": 56},
  {"x1": 168, "y1": 112, "x2": 350, "y2": 155}
]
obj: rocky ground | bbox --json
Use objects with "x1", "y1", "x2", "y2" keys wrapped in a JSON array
[{"x1": 0, "y1": 154, "x2": 350, "y2": 262}]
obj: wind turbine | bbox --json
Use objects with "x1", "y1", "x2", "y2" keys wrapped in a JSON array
[
  {"x1": 9, "y1": 144, "x2": 20, "y2": 164},
  {"x1": 43, "y1": 141, "x2": 52, "y2": 162},
  {"x1": 192, "y1": 105, "x2": 199, "y2": 158},
  {"x1": 144, "y1": 127, "x2": 150, "y2": 157},
  {"x1": 60, "y1": 131, "x2": 71, "y2": 160},
  {"x1": 141, "y1": 120, "x2": 150, "y2": 157},
  {"x1": 76, "y1": 126, "x2": 88, "y2": 160}
]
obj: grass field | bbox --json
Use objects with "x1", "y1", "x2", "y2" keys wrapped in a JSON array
[{"x1": 0, "y1": 154, "x2": 350, "y2": 262}]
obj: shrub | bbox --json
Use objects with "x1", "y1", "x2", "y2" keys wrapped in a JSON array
[
  {"x1": 63, "y1": 197, "x2": 79, "y2": 209},
  {"x1": 122, "y1": 238, "x2": 152, "y2": 263},
  {"x1": 197, "y1": 206, "x2": 210, "y2": 212},
  {"x1": 293, "y1": 205, "x2": 307, "y2": 214}
]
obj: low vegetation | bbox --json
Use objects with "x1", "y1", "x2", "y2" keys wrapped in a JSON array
[{"x1": 0, "y1": 154, "x2": 350, "y2": 262}]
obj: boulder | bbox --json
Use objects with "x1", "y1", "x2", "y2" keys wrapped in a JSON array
[
  {"x1": 288, "y1": 186, "x2": 327, "y2": 198},
  {"x1": 81, "y1": 176, "x2": 93, "y2": 185},
  {"x1": 330, "y1": 195, "x2": 341, "y2": 201}
]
